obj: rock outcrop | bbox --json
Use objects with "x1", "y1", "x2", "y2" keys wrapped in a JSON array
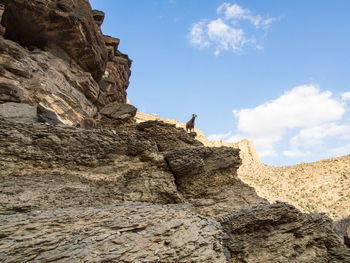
[
  {"x1": 1, "y1": 117, "x2": 349, "y2": 262},
  {"x1": 220, "y1": 202, "x2": 350, "y2": 263},
  {"x1": 1, "y1": 0, "x2": 108, "y2": 81},
  {"x1": 0, "y1": 0, "x2": 132, "y2": 125},
  {"x1": 135, "y1": 112, "x2": 263, "y2": 167}
]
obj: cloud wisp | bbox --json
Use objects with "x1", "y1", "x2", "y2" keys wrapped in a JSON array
[
  {"x1": 208, "y1": 85, "x2": 350, "y2": 164},
  {"x1": 189, "y1": 3, "x2": 278, "y2": 55}
]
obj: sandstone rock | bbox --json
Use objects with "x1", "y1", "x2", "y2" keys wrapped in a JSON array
[
  {"x1": 1, "y1": 0, "x2": 108, "y2": 81},
  {"x1": 164, "y1": 146, "x2": 267, "y2": 217},
  {"x1": 219, "y1": 202, "x2": 350, "y2": 263},
  {"x1": 100, "y1": 101, "x2": 137, "y2": 121},
  {"x1": 0, "y1": 0, "x2": 132, "y2": 125},
  {"x1": 165, "y1": 146, "x2": 241, "y2": 177},
  {"x1": 0, "y1": 102, "x2": 36, "y2": 123}
]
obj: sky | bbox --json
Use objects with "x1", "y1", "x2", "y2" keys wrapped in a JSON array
[{"x1": 90, "y1": 0, "x2": 350, "y2": 166}]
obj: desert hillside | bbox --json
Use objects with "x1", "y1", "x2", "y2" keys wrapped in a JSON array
[{"x1": 238, "y1": 155, "x2": 350, "y2": 221}]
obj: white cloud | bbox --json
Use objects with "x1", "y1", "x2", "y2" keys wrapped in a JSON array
[
  {"x1": 207, "y1": 18, "x2": 254, "y2": 55},
  {"x1": 217, "y1": 3, "x2": 277, "y2": 29},
  {"x1": 289, "y1": 122, "x2": 350, "y2": 148},
  {"x1": 341, "y1": 92, "x2": 350, "y2": 101},
  {"x1": 188, "y1": 2, "x2": 278, "y2": 55},
  {"x1": 209, "y1": 84, "x2": 349, "y2": 161},
  {"x1": 189, "y1": 21, "x2": 211, "y2": 49},
  {"x1": 234, "y1": 85, "x2": 344, "y2": 138}
]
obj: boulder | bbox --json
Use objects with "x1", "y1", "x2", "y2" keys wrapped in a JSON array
[
  {"x1": 164, "y1": 146, "x2": 267, "y2": 217},
  {"x1": 0, "y1": 102, "x2": 36, "y2": 123},
  {"x1": 0, "y1": 0, "x2": 108, "y2": 81},
  {"x1": 100, "y1": 101, "x2": 137, "y2": 121}
]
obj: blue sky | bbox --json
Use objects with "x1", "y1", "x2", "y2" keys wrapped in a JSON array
[{"x1": 90, "y1": 0, "x2": 350, "y2": 166}]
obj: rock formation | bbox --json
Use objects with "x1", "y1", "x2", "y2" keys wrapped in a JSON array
[
  {"x1": 1, "y1": 116, "x2": 349, "y2": 262},
  {"x1": 0, "y1": 0, "x2": 349, "y2": 262},
  {"x1": 0, "y1": 0, "x2": 132, "y2": 125}
]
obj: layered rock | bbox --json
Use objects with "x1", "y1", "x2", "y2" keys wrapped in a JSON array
[
  {"x1": 1, "y1": 117, "x2": 350, "y2": 261},
  {"x1": 135, "y1": 112, "x2": 263, "y2": 167},
  {"x1": 0, "y1": 0, "x2": 132, "y2": 125},
  {"x1": 0, "y1": 203, "x2": 228, "y2": 263},
  {"x1": 98, "y1": 35, "x2": 132, "y2": 106},
  {"x1": 220, "y1": 202, "x2": 350, "y2": 263},
  {"x1": 0, "y1": 0, "x2": 108, "y2": 81}
]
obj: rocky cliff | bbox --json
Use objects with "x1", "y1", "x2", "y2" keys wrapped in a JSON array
[
  {"x1": 0, "y1": 0, "x2": 131, "y2": 125},
  {"x1": 0, "y1": 1, "x2": 349, "y2": 262}
]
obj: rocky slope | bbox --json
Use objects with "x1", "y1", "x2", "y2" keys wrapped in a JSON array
[{"x1": 0, "y1": 0, "x2": 349, "y2": 262}]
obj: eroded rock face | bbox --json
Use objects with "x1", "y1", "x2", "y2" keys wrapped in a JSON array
[
  {"x1": 0, "y1": 36, "x2": 98, "y2": 125},
  {"x1": 1, "y1": 118, "x2": 350, "y2": 262},
  {"x1": 165, "y1": 146, "x2": 267, "y2": 217},
  {"x1": 0, "y1": 0, "x2": 133, "y2": 125},
  {"x1": 0, "y1": 0, "x2": 108, "y2": 81},
  {"x1": 98, "y1": 35, "x2": 132, "y2": 106},
  {"x1": 0, "y1": 203, "x2": 227, "y2": 263},
  {"x1": 220, "y1": 202, "x2": 350, "y2": 263}
]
